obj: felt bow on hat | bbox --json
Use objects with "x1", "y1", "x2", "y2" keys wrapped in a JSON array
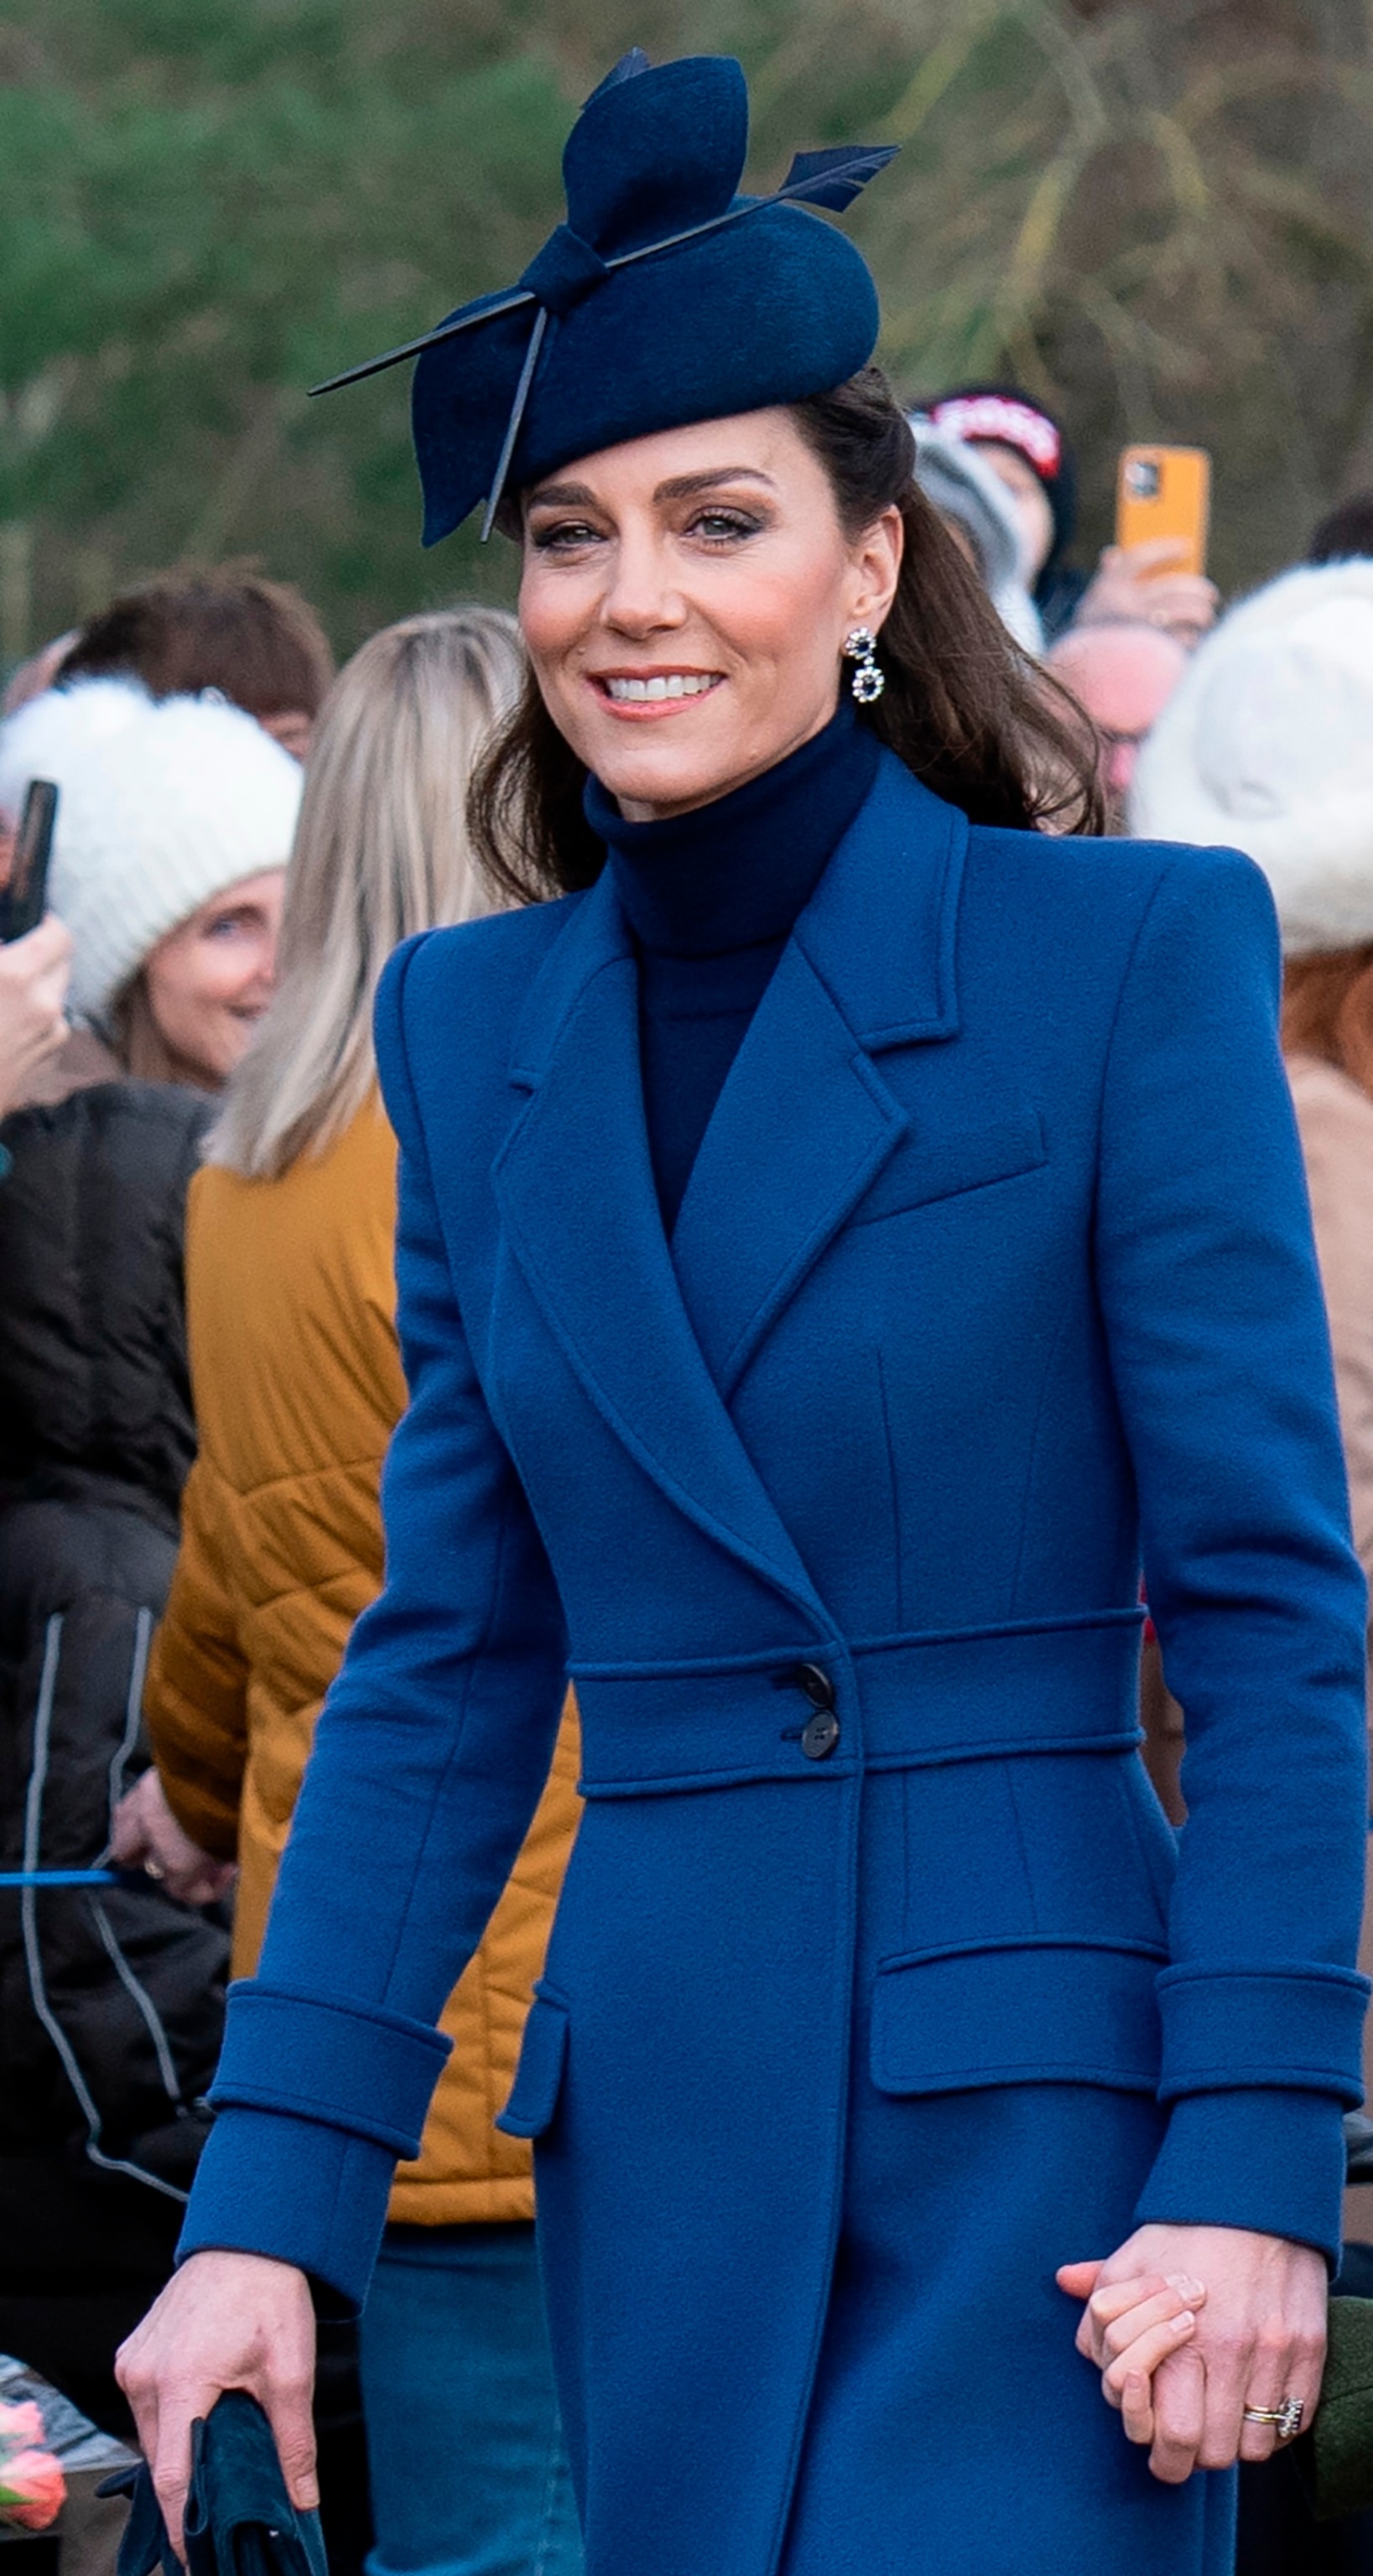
[{"x1": 310, "y1": 51, "x2": 897, "y2": 544}]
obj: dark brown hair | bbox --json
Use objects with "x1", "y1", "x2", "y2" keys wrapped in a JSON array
[
  {"x1": 1282, "y1": 946, "x2": 1373, "y2": 1098},
  {"x1": 470, "y1": 365, "x2": 1100, "y2": 903},
  {"x1": 58, "y1": 565, "x2": 335, "y2": 720}
]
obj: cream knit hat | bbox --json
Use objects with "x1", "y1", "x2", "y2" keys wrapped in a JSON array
[
  {"x1": 1130, "y1": 559, "x2": 1373, "y2": 955},
  {"x1": 0, "y1": 678, "x2": 302, "y2": 1021}
]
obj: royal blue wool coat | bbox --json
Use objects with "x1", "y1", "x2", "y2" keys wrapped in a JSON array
[{"x1": 185, "y1": 752, "x2": 1370, "y2": 2576}]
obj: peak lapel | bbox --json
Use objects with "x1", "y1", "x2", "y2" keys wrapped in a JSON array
[
  {"x1": 493, "y1": 877, "x2": 825, "y2": 1626},
  {"x1": 671, "y1": 756, "x2": 968, "y2": 1398}
]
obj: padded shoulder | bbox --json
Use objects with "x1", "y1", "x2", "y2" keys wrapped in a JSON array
[
  {"x1": 972, "y1": 818, "x2": 1267, "y2": 901},
  {"x1": 374, "y1": 895, "x2": 586, "y2": 1161},
  {"x1": 965, "y1": 822, "x2": 1279, "y2": 963},
  {"x1": 388, "y1": 895, "x2": 585, "y2": 1034}
]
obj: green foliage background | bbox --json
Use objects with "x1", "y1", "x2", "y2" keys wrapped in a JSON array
[{"x1": 3, "y1": 0, "x2": 1373, "y2": 661}]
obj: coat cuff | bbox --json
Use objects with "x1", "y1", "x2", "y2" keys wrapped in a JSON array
[
  {"x1": 1156, "y1": 1965, "x2": 1369, "y2": 2101},
  {"x1": 208, "y1": 1979, "x2": 451, "y2": 2158},
  {"x1": 1134, "y1": 2087, "x2": 1350, "y2": 2267},
  {"x1": 179, "y1": 2107, "x2": 396, "y2": 2310}
]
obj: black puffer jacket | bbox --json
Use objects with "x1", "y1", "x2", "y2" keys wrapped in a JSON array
[{"x1": 0, "y1": 1081, "x2": 228, "y2": 2201}]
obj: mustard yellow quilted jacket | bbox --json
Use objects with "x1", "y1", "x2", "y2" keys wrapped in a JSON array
[{"x1": 144, "y1": 1098, "x2": 580, "y2": 2222}]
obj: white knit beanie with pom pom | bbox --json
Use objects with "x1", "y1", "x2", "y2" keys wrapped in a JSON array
[
  {"x1": 1131, "y1": 558, "x2": 1373, "y2": 956},
  {"x1": 0, "y1": 677, "x2": 302, "y2": 1021}
]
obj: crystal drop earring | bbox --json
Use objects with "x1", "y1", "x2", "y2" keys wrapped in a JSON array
[{"x1": 843, "y1": 626, "x2": 886, "y2": 704}]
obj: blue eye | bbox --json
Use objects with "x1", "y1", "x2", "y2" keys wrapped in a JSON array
[
  {"x1": 692, "y1": 510, "x2": 761, "y2": 542},
  {"x1": 531, "y1": 520, "x2": 601, "y2": 551}
]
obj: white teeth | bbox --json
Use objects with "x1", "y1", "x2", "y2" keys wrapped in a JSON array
[{"x1": 604, "y1": 673, "x2": 718, "y2": 702}]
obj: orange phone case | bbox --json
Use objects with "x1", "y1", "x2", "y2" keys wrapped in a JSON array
[{"x1": 1115, "y1": 445, "x2": 1211, "y2": 576}]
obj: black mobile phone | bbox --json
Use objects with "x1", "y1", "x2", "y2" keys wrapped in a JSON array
[{"x1": 1, "y1": 780, "x2": 59, "y2": 943}]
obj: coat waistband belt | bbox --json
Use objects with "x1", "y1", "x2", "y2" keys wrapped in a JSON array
[{"x1": 571, "y1": 1614, "x2": 1146, "y2": 1796}]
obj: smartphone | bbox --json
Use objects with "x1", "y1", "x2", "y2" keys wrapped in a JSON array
[
  {"x1": 0, "y1": 780, "x2": 59, "y2": 943},
  {"x1": 1115, "y1": 445, "x2": 1211, "y2": 577}
]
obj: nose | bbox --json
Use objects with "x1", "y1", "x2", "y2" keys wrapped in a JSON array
[
  {"x1": 600, "y1": 525, "x2": 688, "y2": 640},
  {"x1": 246, "y1": 935, "x2": 280, "y2": 1001}
]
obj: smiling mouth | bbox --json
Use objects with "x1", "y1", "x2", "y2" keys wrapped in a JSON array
[{"x1": 595, "y1": 672, "x2": 724, "y2": 705}]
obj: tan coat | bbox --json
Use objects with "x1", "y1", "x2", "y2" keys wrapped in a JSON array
[
  {"x1": 144, "y1": 1098, "x2": 581, "y2": 2224},
  {"x1": 1289, "y1": 1053, "x2": 1373, "y2": 1587},
  {"x1": 1287, "y1": 1052, "x2": 1373, "y2": 2168}
]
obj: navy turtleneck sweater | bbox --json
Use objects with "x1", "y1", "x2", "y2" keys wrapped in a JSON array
[{"x1": 585, "y1": 701, "x2": 879, "y2": 1233}]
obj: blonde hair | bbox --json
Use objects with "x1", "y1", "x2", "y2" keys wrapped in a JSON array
[{"x1": 210, "y1": 608, "x2": 523, "y2": 1179}]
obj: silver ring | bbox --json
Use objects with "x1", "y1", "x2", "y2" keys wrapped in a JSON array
[{"x1": 1243, "y1": 2400, "x2": 1304, "y2": 2440}]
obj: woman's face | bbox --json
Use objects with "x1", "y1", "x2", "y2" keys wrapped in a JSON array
[
  {"x1": 141, "y1": 870, "x2": 284, "y2": 1088},
  {"x1": 518, "y1": 408, "x2": 902, "y2": 820}
]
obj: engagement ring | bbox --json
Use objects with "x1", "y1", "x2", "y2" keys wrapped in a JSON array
[{"x1": 1242, "y1": 2400, "x2": 1304, "y2": 2440}]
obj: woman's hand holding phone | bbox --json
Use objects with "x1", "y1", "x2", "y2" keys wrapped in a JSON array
[
  {"x1": 0, "y1": 913, "x2": 72, "y2": 1118},
  {"x1": 1075, "y1": 540, "x2": 1220, "y2": 647}
]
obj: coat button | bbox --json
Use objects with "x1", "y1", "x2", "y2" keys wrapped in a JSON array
[
  {"x1": 801, "y1": 1708, "x2": 840, "y2": 1761},
  {"x1": 777, "y1": 1664, "x2": 840, "y2": 1760}
]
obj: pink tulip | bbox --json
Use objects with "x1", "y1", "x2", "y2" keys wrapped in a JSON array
[
  {"x1": 1, "y1": 2448, "x2": 66, "y2": 2530},
  {"x1": 0, "y1": 2403, "x2": 44, "y2": 2451}
]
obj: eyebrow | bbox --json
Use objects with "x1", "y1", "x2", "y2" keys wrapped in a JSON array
[{"x1": 526, "y1": 467, "x2": 778, "y2": 510}]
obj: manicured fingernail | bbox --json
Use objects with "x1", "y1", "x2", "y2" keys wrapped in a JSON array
[
  {"x1": 1167, "y1": 2275, "x2": 1205, "y2": 2302},
  {"x1": 1171, "y1": 2310, "x2": 1195, "y2": 2333}
]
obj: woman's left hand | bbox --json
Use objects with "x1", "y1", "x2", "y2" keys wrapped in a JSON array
[
  {"x1": 1058, "y1": 2225, "x2": 1327, "y2": 2484},
  {"x1": 112, "y1": 1768, "x2": 237, "y2": 1906}
]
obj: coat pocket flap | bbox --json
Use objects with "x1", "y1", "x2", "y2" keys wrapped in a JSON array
[
  {"x1": 871, "y1": 1939, "x2": 1164, "y2": 2097},
  {"x1": 496, "y1": 1987, "x2": 569, "y2": 2139},
  {"x1": 852, "y1": 1109, "x2": 1046, "y2": 1224}
]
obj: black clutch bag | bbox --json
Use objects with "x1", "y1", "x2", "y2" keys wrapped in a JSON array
[{"x1": 101, "y1": 2390, "x2": 327, "y2": 2576}]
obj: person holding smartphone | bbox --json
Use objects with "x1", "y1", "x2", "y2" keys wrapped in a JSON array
[
  {"x1": 926, "y1": 387, "x2": 1220, "y2": 647},
  {"x1": 0, "y1": 778, "x2": 69, "y2": 1119}
]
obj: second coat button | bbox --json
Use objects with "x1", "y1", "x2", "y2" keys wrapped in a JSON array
[{"x1": 801, "y1": 1707, "x2": 840, "y2": 1760}]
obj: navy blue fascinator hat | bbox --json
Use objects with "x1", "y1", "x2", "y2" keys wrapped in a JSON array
[{"x1": 312, "y1": 50, "x2": 897, "y2": 546}]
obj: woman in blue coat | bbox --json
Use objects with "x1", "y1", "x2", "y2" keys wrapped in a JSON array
[{"x1": 119, "y1": 52, "x2": 1370, "y2": 2576}]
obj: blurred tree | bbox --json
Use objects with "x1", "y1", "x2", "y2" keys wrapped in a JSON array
[
  {"x1": 0, "y1": 1, "x2": 575, "y2": 653},
  {"x1": 846, "y1": 0, "x2": 1373, "y2": 598},
  {"x1": 2, "y1": 0, "x2": 1373, "y2": 657}
]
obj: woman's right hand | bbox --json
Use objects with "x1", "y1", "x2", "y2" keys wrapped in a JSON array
[
  {"x1": 1074, "y1": 539, "x2": 1220, "y2": 649},
  {"x1": 116, "y1": 2251, "x2": 319, "y2": 2562},
  {"x1": 0, "y1": 915, "x2": 72, "y2": 1118}
]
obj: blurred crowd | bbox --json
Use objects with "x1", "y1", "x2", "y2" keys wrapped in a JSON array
[{"x1": 3, "y1": 382, "x2": 1373, "y2": 2576}]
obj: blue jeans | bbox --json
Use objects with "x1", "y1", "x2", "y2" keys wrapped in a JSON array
[{"x1": 358, "y1": 2221, "x2": 582, "y2": 2576}]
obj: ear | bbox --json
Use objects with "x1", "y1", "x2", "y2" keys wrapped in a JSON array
[{"x1": 845, "y1": 503, "x2": 904, "y2": 638}]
